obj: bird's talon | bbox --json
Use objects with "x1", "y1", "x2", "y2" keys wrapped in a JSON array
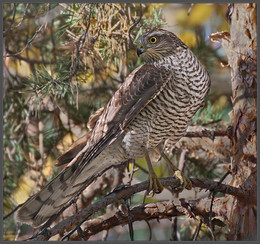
[
  {"x1": 186, "y1": 178, "x2": 193, "y2": 190},
  {"x1": 147, "y1": 173, "x2": 163, "y2": 197},
  {"x1": 173, "y1": 170, "x2": 192, "y2": 193}
]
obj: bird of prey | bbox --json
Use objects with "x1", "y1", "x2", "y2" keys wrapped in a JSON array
[{"x1": 16, "y1": 29, "x2": 210, "y2": 228}]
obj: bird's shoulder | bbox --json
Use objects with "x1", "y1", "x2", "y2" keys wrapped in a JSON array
[
  {"x1": 74, "y1": 63, "x2": 173, "y2": 175},
  {"x1": 93, "y1": 63, "x2": 172, "y2": 136}
]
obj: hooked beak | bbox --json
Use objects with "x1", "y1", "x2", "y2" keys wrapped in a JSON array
[
  {"x1": 137, "y1": 47, "x2": 144, "y2": 56},
  {"x1": 137, "y1": 43, "x2": 144, "y2": 56}
]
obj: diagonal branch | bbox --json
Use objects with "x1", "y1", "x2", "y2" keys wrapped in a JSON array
[
  {"x1": 128, "y1": 3, "x2": 143, "y2": 48},
  {"x1": 11, "y1": 3, "x2": 29, "y2": 31},
  {"x1": 3, "y1": 3, "x2": 17, "y2": 37},
  {"x1": 69, "y1": 196, "x2": 229, "y2": 240},
  {"x1": 4, "y1": 24, "x2": 44, "y2": 58},
  {"x1": 70, "y1": 200, "x2": 188, "y2": 240},
  {"x1": 29, "y1": 176, "x2": 248, "y2": 241}
]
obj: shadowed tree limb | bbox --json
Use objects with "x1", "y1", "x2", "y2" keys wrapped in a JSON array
[
  {"x1": 29, "y1": 176, "x2": 250, "y2": 241},
  {"x1": 184, "y1": 128, "x2": 232, "y2": 140},
  {"x1": 70, "y1": 200, "x2": 188, "y2": 240},
  {"x1": 70, "y1": 196, "x2": 229, "y2": 240}
]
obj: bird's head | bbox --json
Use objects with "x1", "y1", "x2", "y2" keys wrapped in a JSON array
[{"x1": 136, "y1": 29, "x2": 187, "y2": 63}]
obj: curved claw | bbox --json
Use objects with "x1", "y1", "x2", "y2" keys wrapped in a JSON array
[
  {"x1": 147, "y1": 172, "x2": 164, "y2": 197},
  {"x1": 173, "y1": 170, "x2": 192, "y2": 193}
]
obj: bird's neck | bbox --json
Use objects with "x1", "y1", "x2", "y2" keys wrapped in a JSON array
[
  {"x1": 150, "y1": 50, "x2": 186, "y2": 71},
  {"x1": 151, "y1": 48, "x2": 210, "y2": 92}
]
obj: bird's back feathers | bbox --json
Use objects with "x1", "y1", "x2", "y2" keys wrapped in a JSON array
[
  {"x1": 16, "y1": 29, "x2": 210, "y2": 228},
  {"x1": 16, "y1": 64, "x2": 173, "y2": 227}
]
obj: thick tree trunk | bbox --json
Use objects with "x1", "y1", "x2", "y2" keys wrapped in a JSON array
[{"x1": 212, "y1": 3, "x2": 257, "y2": 240}]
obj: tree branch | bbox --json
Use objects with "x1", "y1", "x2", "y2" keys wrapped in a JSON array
[
  {"x1": 3, "y1": 3, "x2": 17, "y2": 37},
  {"x1": 29, "y1": 176, "x2": 248, "y2": 241},
  {"x1": 128, "y1": 3, "x2": 142, "y2": 48},
  {"x1": 68, "y1": 6, "x2": 92, "y2": 81},
  {"x1": 71, "y1": 200, "x2": 188, "y2": 240},
  {"x1": 4, "y1": 24, "x2": 44, "y2": 58},
  {"x1": 71, "y1": 196, "x2": 228, "y2": 240},
  {"x1": 184, "y1": 128, "x2": 231, "y2": 140},
  {"x1": 11, "y1": 3, "x2": 29, "y2": 31}
]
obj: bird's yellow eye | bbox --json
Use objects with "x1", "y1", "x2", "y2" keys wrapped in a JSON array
[{"x1": 149, "y1": 36, "x2": 157, "y2": 44}]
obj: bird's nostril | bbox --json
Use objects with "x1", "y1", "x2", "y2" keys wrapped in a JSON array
[{"x1": 137, "y1": 43, "x2": 143, "y2": 49}]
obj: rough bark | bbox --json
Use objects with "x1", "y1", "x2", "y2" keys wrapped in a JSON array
[
  {"x1": 11, "y1": 4, "x2": 257, "y2": 241},
  {"x1": 211, "y1": 3, "x2": 257, "y2": 240},
  {"x1": 28, "y1": 177, "x2": 247, "y2": 241},
  {"x1": 69, "y1": 197, "x2": 228, "y2": 240}
]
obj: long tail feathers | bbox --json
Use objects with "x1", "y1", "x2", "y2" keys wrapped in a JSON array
[{"x1": 16, "y1": 150, "x2": 118, "y2": 228}]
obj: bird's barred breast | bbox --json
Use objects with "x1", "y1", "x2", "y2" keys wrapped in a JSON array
[
  {"x1": 122, "y1": 49, "x2": 210, "y2": 158},
  {"x1": 122, "y1": 79, "x2": 190, "y2": 158}
]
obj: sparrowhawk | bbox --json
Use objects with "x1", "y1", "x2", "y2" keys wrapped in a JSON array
[{"x1": 16, "y1": 29, "x2": 210, "y2": 227}]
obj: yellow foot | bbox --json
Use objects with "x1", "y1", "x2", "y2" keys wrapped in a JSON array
[
  {"x1": 147, "y1": 172, "x2": 164, "y2": 197},
  {"x1": 173, "y1": 170, "x2": 192, "y2": 193}
]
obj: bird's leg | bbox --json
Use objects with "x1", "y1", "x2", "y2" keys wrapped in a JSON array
[
  {"x1": 162, "y1": 151, "x2": 192, "y2": 192},
  {"x1": 144, "y1": 149, "x2": 164, "y2": 196},
  {"x1": 155, "y1": 145, "x2": 192, "y2": 192}
]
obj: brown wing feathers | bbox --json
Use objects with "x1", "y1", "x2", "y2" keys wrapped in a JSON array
[
  {"x1": 16, "y1": 64, "x2": 172, "y2": 227},
  {"x1": 74, "y1": 64, "x2": 172, "y2": 176},
  {"x1": 56, "y1": 107, "x2": 105, "y2": 166}
]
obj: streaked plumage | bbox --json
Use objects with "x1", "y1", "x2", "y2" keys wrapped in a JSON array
[{"x1": 16, "y1": 29, "x2": 210, "y2": 227}]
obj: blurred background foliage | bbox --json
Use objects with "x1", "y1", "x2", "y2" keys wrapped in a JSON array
[{"x1": 3, "y1": 3, "x2": 232, "y2": 241}]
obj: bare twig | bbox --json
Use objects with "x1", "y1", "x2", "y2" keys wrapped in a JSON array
[
  {"x1": 4, "y1": 24, "x2": 45, "y2": 58},
  {"x1": 77, "y1": 226, "x2": 87, "y2": 241},
  {"x1": 11, "y1": 3, "x2": 29, "y2": 31},
  {"x1": 202, "y1": 119, "x2": 222, "y2": 126},
  {"x1": 3, "y1": 3, "x2": 17, "y2": 37},
  {"x1": 69, "y1": 8, "x2": 92, "y2": 80},
  {"x1": 126, "y1": 198, "x2": 134, "y2": 241},
  {"x1": 190, "y1": 178, "x2": 245, "y2": 198},
  {"x1": 192, "y1": 219, "x2": 202, "y2": 241},
  {"x1": 145, "y1": 220, "x2": 152, "y2": 241},
  {"x1": 128, "y1": 3, "x2": 142, "y2": 48},
  {"x1": 208, "y1": 171, "x2": 231, "y2": 240},
  {"x1": 60, "y1": 214, "x2": 91, "y2": 241}
]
